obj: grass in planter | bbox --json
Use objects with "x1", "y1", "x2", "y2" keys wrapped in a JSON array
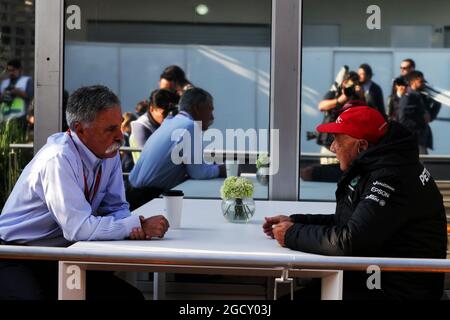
[{"x1": 0, "y1": 118, "x2": 30, "y2": 211}]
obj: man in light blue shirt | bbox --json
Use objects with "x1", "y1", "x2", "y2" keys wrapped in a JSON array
[
  {"x1": 0, "y1": 85, "x2": 169, "y2": 300},
  {"x1": 127, "y1": 88, "x2": 225, "y2": 210}
]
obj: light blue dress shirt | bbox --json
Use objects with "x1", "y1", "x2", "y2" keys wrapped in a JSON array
[
  {"x1": 0, "y1": 132, "x2": 141, "y2": 246},
  {"x1": 129, "y1": 112, "x2": 220, "y2": 190}
]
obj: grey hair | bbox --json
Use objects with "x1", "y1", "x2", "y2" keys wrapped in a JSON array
[{"x1": 66, "y1": 85, "x2": 120, "y2": 130}]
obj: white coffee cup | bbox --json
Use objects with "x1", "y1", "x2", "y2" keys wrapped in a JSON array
[
  {"x1": 162, "y1": 190, "x2": 184, "y2": 228},
  {"x1": 225, "y1": 160, "x2": 240, "y2": 177}
]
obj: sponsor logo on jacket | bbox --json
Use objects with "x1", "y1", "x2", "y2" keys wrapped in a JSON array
[
  {"x1": 371, "y1": 186, "x2": 390, "y2": 198},
  {"x1": 365, "y1": 181, "x2": 395, "y2": 206},
  {"x1": 373, "y1": 181, "x2": 395, "y2": 192},
  {"x1": 419, "y1": 168, "x2": 431, "y2": 186}
]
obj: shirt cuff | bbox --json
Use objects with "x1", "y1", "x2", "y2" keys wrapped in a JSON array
[
  {"x1": 111, "y1": 209, "x2": 131, "y2": 221},
  {"x1": 117, "y1": 215, "x2": 141, "y2": 238}
]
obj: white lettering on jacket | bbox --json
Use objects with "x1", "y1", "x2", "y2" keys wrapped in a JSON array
[
  {"x1": 419, "y1": 168, "x2": 431, "y2": 186},
  {"x1": 373, "y1": 181, "x2": 395, "y2": 192},
  {"x1": 365, "y1": 194, "x2": 380, "y2": 203},
  {"x1": 371, "y1": 187, "x2": 390, "y2": 198}
]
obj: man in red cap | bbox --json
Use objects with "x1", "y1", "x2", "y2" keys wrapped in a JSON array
[
  {"x1": 263, "y1": 107, "x2": 447, "y2": 300},
  {"x1": 320, "y1": 106, "x2": 388, "y2": 172}
]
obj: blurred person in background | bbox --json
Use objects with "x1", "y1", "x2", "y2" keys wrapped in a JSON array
[
  {"x1": 120, "y1": 112, "x2": 137, "y2": 174},
  {"x1": 25, "y1": 99, "x2": 35, "y2": 142},
  {"x1": 357, "y1": 63, "x2": 386, "y2": 117},
  {"x1": 0, "y1": 59, "x2": 33, "y2": 125},
  {"x1": 134, "y1": 100, "x2": 148, "y2": 117},
  {"x1": 399, "y1": 71, "x2": 441, "y2": 154},
  {"x1": 130, "y1": 89, "x2": 179, "y2": 163},
  {"x1": 399, "y1": 58, "x2": 416, "y2": 78},
  {"x1": 159, "y1": 65, "x2": 194, "y2": 96},
  {"x1": 387, "y1": 77, "x2": 408, "y2": 121}
]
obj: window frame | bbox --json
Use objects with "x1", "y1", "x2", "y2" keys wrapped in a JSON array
[{"x1": 34, "y1": 0, "x2": 303, "y2": 201}]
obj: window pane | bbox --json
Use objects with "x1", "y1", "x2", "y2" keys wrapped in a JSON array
[
  {"x1": 64, "y1": 0, "x2": 271, "y2": 200},
  {"x1": 0, "y1": 0, "x2": 35, "y2": 209},
  {"x1": 300, "y1": 0, "x2": 450, "y2": 201}
]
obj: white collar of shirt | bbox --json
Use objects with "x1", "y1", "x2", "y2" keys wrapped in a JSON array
[{"x1": 69, "y1": 131, "x2": 102, "y2": 173}]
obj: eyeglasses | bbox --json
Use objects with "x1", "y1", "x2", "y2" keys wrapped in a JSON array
[{"x1": 400, "y1": 66, "x2": 410, "y2": 70}]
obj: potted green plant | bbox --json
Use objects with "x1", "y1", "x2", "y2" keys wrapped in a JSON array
[
  {"x1": 256, "y1": 152, "x2": 270, "y2": 186},
  {"x1": 220, "y1": 176, "x2": 255, "y2": 223},
  {"x1": 0, "y1": 118, "x2": 28, "y2": 211}
]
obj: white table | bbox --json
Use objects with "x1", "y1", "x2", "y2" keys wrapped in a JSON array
[
  {"x1": 172, "y1": 175, "x2": 337, "y2": 201},
  {"x1": 59, "y1": 199, "x2": 351, "y2": 300}
]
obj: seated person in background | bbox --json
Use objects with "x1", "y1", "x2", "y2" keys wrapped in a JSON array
[
  {"x1": 0, "y1": 85, "x2": 169, "y2": 300},
  {"x1": 134, "y1": 100, "x2": 148, "y2": 117},
  {"x1": 120, "y1": 112, "x2": 137, "y2": 173},
  {"x1": 387, "y1": 77, "x2": 407, "y2": 121},
  {"x1": 127, "y1": 88, "x2": 226, "y2": 210},
  {"x1": 121, "y1": 112, "x2": 136, "y2": 137},
  {"x1": 159, "y1": 65, "x2": 194, "y2": 96},
  {"x1": 264, "y1": 107, "x2": 447, "y2": 300},
  {"x1": 130, "y1": 89, "x2": 179, "y2": 163}
]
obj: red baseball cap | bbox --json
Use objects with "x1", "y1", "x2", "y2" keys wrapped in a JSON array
[{"x1": 316, "y1": 106, "x2": 388, "y2": 143}]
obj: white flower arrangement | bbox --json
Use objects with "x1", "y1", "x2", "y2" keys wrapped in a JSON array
[
  {"x1": 220, "y1": 176, "x2": 254, "y2": 200},
  {"x1": 256, "y1": 153, "x2": 270, "y2": 169},
  {"x1": 220, "y1": 177, "x2": 255, "y2": 222}
]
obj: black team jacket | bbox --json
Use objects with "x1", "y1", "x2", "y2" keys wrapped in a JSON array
[{"x1": 286, "y1": 121, "x2": 447, "y2": 300}]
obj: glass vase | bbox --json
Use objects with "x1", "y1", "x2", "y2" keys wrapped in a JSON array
[
  {"x1": 221, "y1": 198, "x2": 255, "y2": 223},
  {"x1": 256, "y1": 166, "x2": 269, "y2": 186}
]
